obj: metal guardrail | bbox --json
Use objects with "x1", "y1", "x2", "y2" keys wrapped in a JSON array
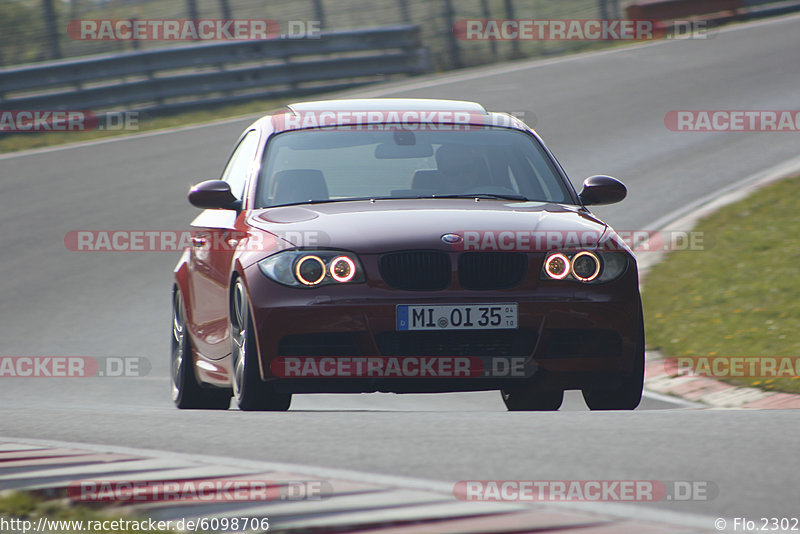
[
  {"x1": 0, "y1": 25, "x2": 431, "y2": 115},
  {"x1": 625, "y1": 0, "x2": 800, "y2": 21}
]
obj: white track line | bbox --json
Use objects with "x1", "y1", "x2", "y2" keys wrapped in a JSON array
[
  {"x1": 0, "y1": 435, "x2": 721, "y2": 531},
  {"x1": 636, "y1": 153, "x2": 800, "y2": 274},
  {"x1": 641, "y1": 389, "x2": 707, "y2": 408}
]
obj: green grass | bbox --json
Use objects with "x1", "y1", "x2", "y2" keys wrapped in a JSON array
[
  {"x1": 0, "y1": 491, "x2": 180, "y2": 534},
  {"x1": 0, "y1": 491, "x2": 287, "y2": 533},
  {"x1": 642, "y1": 175, "x2": 800, "y2": 393}
]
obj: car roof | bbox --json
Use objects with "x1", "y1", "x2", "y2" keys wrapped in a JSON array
[
  {"x1": 287, "y1": 98, "x2": 488, "y2": 114},
  {"x1": 254, "y1": 98, "x2": 528, "y2": 133}
]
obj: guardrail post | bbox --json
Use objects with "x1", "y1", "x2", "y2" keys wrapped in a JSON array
[
  {"x1": 599, "y1": 0, "x2": 610, "y2": 20},
  {"x1": 504, "y1": 0, "x2": 522, "y2": 58},
  {"x1": 612, "y1": 0, "x2": 621, "y2": 18},
  {"x1": 480, "y1": 0, "x2": 498, "y2": 60},
  {"x1": 398, "y1": 0, "x2": 411, "y2": 23},
  {"x1": 441, "y1": 0, "x2": 462, "y2": 68},
  {"x1": 313, "y1": 0, "x2": 326, "y2": 29},
  {"x1": 187, "y1": 0, "x2": 199, "y2": 21},
  {"x1": 130, "y1": 18, "x2": 141, "y2": 50},
  {"x1": 42, "y1": 0, "x2": 62, "y2": 60},
  {"x1": 186, "y1": 0, "x2": 200, "y2": 40},
  {"x1": 219, "y1": 0, "x2": 232, "y2": 20},
  {"x1": 599, "y1": 0, "x2": 621, "y2": 20}
]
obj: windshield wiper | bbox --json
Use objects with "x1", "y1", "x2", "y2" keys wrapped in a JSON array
[
  {"x1": 267, "y1": 193, "x2": 529, "y2": 208},
  {"x1": 268, "y1": 196, "x2": 395, "y2": 207},
  {"x1": 427, "y1": 193, "x2": 529, "y2": 201}
]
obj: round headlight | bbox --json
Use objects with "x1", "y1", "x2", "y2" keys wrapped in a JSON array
[
  {"x1": 571, "y1": 251, "x2": 601, "y2": 282},
  {"x1": 545, "y1": 253, "x2": 570, "y2": 280},
  {"x1": 330, "y1": 256, "x2": 356, "y2": 283},
  {"x1": 295, "y1": 255, "x2": 326, "y2": 286}
]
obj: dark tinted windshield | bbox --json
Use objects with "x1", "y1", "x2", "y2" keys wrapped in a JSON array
[{"x1": 256, "y1": 126, "x2": 573, "y2": 208}]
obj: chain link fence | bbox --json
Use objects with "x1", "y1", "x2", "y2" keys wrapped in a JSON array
[{"x1": 1, "y1": 0, "x2": 622, "y2": 69}]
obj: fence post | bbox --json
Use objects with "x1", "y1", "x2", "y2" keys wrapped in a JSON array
[
  {"x1": 219, "y1": 0, "x2": 232, "y2": 20},
  {"x1": 130, "y1": 18, "x2": 140, "y2": 50},
  {"x1": 186, "y1": 0, "x2": 200, "y2": 41},
  {"x1": 397, "y1": 0, "x2": 411, "y2": 23},
  {"x1": 480, "y1": 0, "x2": 497, "y2": 60},
  {"x1": 69, "y1": 0, "x2": 80, "y2": 20},
  {"x1": 599, "y1": 0, "x2": 610, "y2": 20},
  {"x1": 313, "y1": 0, "x2": 326, "y2": 29},
  {"x1": 186, "y1": 0, "x2": 199, "y2": 20},
  {"x1": 441, "y1": 0, "x2": 462, "y2": 68},
  {"x1": 42, "y1": 0, "x2": 62, "y2": 60},
  {"x1": 503, "y1": 0, "x2": 521, "y2": 58}
]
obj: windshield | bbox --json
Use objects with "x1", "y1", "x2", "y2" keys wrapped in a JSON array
[{"x1": 256, "y1": 126, "x2": 573, "y2": 208}]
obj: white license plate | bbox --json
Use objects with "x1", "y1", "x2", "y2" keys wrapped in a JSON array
[{"x1": 397, "y1": 304, "x2": 518, "y2": 331}]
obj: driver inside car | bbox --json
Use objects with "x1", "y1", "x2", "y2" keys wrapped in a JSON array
[{"x1": 434, "y1": 144, "x2": 491, "y2": 194}]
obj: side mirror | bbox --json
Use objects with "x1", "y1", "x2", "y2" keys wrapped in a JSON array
[
  {"x1": 188, "y1": 180, "x2": 238, "y2": 209},
  {"x1": 578, "y1": 175, "x2": 627, "y2": 206}
]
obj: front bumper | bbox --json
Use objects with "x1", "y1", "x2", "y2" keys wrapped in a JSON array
[{"x1": 243, "y1": 261, "x2": 641, "y2": 393}]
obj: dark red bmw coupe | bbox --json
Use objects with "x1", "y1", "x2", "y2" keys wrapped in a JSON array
[{"x1": 171, "y1": 98, "x2": 643, "y2": 411}]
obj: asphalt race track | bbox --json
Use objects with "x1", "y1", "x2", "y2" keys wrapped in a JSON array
[{"x1": 2, "y1": 15, "x2": 800, "y2": 524}]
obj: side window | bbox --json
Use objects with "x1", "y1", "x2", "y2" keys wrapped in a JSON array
[{"x1": 221, "y1": 130, "x2": 260, "y2": 200}]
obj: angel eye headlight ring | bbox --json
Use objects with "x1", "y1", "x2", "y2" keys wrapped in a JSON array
[
  {"x1": 329, "y1": 256, "x2": 356, "y2": 283},
  {"x1": 545, "y1": 253, "x2": 570, "y2": 280},
  {"x1": 571, "y1": 251, "x2": 601, "y2": 282},
  {"x1": 295, "y1": 255, "x2": 326, "y2": 286}
]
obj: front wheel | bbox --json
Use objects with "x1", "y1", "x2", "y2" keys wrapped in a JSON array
[
  {"x1": 582, "y1": 302, "x2": 645, "y2": 411},
  {"x1": 172, "y1": 289, "x2": 231, "y2": 410},
  {"x1": 230, "y1": 278, "x2": 291, "y2": 412}
]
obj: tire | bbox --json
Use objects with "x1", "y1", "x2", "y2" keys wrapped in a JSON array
[
  {"x1": 582, "y1": 301, "x2": 645, "y2": 411},
  {"x1": 501, "y1": 387, "x2": 564, "y2": 411},
  {"x1": 230, "y1": 278, "x2": 291, "y2": 412},
  {"x1": 172, "y1": 289, "x2": 231, "y2": 410}
]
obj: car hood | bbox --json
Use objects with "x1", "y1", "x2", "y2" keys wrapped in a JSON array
[{"x1": 249, "y1": 199, "x2": 609, "y2": 254}]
